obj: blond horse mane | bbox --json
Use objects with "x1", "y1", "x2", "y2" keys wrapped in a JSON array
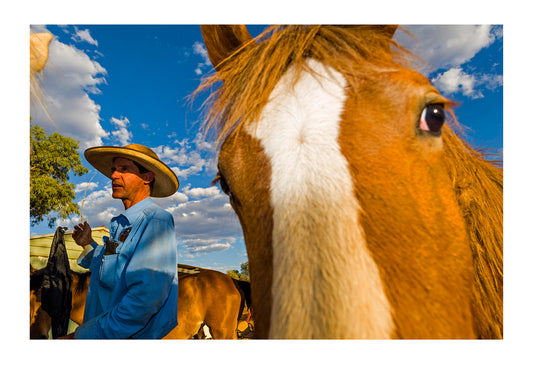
[
  {"x1": 198, "y1": 25, "x2": 503, "y2": 338},
  {"x1": 442, "y1": 126, "x2": 503, "y2": 338},
  {"x1": 30, "y1": 32, "x2": 53, "y2": 118}
]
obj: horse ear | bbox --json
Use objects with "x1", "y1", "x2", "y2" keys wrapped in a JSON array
[
  {"x1": 201, "y1": 25, "x2": 254, "y2": 71},
  {"x1": 30, "y1": 33, "x2": 53, "y2": 75}
]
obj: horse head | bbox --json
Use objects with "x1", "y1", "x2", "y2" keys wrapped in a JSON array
[{"x1": 200, "y1": 25, "x2": 502, "y2": 339}]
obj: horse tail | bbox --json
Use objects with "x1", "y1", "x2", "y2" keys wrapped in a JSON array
[
  {"x1": 234, "y1": 279, "x2": 252, "y2": 311},
  {"x1": 231, "y1": 278, "x2": 248, "y2": 320}
]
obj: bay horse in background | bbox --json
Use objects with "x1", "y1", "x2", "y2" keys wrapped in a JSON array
[
  {"x1": 30, "y1": 266, "x2": 244, "y2": 339},
  {"x1": 198, "y1": 25, "x2": 503, "y2": 339}
]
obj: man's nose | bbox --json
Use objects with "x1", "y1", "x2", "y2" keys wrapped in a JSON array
[{"x1": 111, "y1": 170, "x2": 120, "y2": 179}]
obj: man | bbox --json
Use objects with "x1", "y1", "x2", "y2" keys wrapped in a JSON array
[{"x1": 64, "y1": 144, "x2": 180, "y2": 339}]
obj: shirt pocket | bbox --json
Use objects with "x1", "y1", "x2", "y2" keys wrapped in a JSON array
[{"x1": 99, "y1": 254, "x2": 119, "y2": 289}]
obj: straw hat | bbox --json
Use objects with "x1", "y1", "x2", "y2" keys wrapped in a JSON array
[{"x1": 85, "y1": 144, "x2": 179, "y2": 197}]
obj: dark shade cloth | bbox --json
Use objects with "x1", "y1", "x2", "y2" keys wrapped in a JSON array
[{"x1": 41, "y1": 227, "x2": 72, "y2": 338}]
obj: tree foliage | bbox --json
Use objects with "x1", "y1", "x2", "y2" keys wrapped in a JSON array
[
  {"x1": 30, "y1": 125, "x2": 89, "y2": 228},
  {"x1": 227, "y1": 261, "x2": 249, "y2": 281}
]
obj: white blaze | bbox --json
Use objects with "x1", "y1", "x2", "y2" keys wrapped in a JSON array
[{"x1": 247, "y1": 60, "x2": 394, "y2": 339}]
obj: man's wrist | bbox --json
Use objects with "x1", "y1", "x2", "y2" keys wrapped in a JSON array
[{"x1": 83, "y1": 241, "x2": 98, "y2": 251}]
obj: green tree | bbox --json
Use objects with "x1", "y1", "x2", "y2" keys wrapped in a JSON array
[
  {"x1": 239, "y1": 261, "x2": 249, "y2": 280},
  {"x1": 30, "y1": 125, "x2": 89, "y2": 228},
  {"x1": 227, "y1": 269, "x2": 241, "y2": 280},
  {"x1": 227, "y1": 261, "x2": 249, "y2": 281}
]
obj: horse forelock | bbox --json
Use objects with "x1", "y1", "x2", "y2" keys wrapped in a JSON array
[{"x1": 197, "y1": 25, "x2": 411, "y2": 148}]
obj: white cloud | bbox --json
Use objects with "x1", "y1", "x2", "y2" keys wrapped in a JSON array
[
  {"x1": 56, "y1": 218, "x2": 77, "y2": 228},
  {"x1": 183, "y1": 185, "x2": 223, "y2": 199},
  {"x1": 480, "y1": 73, "x2": 503, "y2": 91},
  {"x1": 193, "y1": 41, "x2": 208, "y2": 60},
  {"x1": 432, "y1": 67, "x2": 503, "y2": 99},
  {"x1": 153, "y1": 144, "x2": 191, "y2": 165},
  {"x1": 153, "y1": 144, "x2": 211, "y2": 179},
  {"x1": 110, "y1": 116, "x2": 133, "y2": 145},
  {"x1": 75, "y1": 181, "x2": 99, "y2": 193},
  {"x1": 187, "y1": 242, "x2": 232, "y2": 253},
  {"x1": 30, "y1": 37, "x2": 109, "y2": 149},
  {"x1": 394, "y1": 25, "x2": 502, "y2": 98},
  {"x1": 151, "y1": 190, "x2": 190, "y2": 210},
  {"x1": 110, "y1": 116, "x2": 129, "y2": 129},
  {"x1": 397, "y1": 25, "x2": 496, "y2": 71},
  {"x1": 158, "y1": 183, "x2": 242, "y2": 254},
  {"x1": 192, "y1": 41, "x2": 212, "y2": 75},
  {"x1": 72, "y1": 27, "x2": 98, "y2": 46},
  {"x1": 172, "y1": 164, "x2": 205, "y2": 180},
  {"x1": 182, "y1": 237, "x2": 236, "y2": 247},
  {"x1": 432, "y1": 68, "x2": 478, "y2": 98},
  {"x1": 193, "y1": 132, "x2": 215, "y2": 152},
  {"x1": 75, "y1": 185, "x2": 122, "y2": 226}
]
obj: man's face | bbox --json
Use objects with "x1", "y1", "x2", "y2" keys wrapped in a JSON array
[{"x1": 110, "y1": 157, "x2": 150, "y2": 203}]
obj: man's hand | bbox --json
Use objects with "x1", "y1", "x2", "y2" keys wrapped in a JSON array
[{"x1": 72, "y1": 222, "x2": 95, "y2": 248}]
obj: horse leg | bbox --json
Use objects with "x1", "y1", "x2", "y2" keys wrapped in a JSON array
[
  {"x1": 164, "y1": 275, "x2": 205, "y2": 339},
  {"x1": 201, "y1": 324, "x2": 213, "y2": 339},
  {"x1": 205, "y1": 294, "x2": 241, "y2": 339},
  {"x1": 163, "y1": 318, "x2": 203, "y2": 339}
]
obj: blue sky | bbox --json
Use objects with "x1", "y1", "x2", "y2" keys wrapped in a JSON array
[{"x1": 29, "y1": 24, "x2": 503, "y2": 273}]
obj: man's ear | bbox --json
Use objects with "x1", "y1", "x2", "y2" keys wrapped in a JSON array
[{"x1": 144, "y1": 171, "x2": 155, "y2": 183}]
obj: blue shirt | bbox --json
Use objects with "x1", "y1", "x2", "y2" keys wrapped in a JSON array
[{"x1": 75, "y1": 197, "x2": 179, "y2": 339}]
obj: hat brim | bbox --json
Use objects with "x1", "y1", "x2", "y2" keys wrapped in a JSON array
[{"x1": 85, "y1": 146, "x2": 179, "y2": 197}]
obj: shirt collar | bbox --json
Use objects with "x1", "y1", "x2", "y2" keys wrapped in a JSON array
[{"x1": 121, "y1": 197, "x2": 154, "y2": 224}]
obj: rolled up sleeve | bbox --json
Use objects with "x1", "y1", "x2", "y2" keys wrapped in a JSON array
[{"x1": 77, "y1": 241, "x2": 100, "y2": 269}]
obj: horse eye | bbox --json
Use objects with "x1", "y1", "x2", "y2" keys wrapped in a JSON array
[{"x1": 419, "y1": 104, "x2": 445, "y2": 135}]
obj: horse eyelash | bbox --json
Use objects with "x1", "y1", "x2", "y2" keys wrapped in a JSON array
[
  {"x1": 211, "y1": 173, "x2": 221, "y2": 186},
  {"x1": 212, "y1": 172, "x2": 231, "y2": 196},
  {"x1": 214, "y1": 172, "x2": 234, "y2": 200}
]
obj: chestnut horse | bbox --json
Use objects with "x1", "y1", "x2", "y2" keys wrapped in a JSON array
[
  {"x1": 164, "y1": 269, "x2": 244, "y2": 339},
  {"x1": 198, "y1": 25, "x2": 503, "y2": 339},
  {"x1": 30, "y1": 267, "x2": 244, "y2": 339}
]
